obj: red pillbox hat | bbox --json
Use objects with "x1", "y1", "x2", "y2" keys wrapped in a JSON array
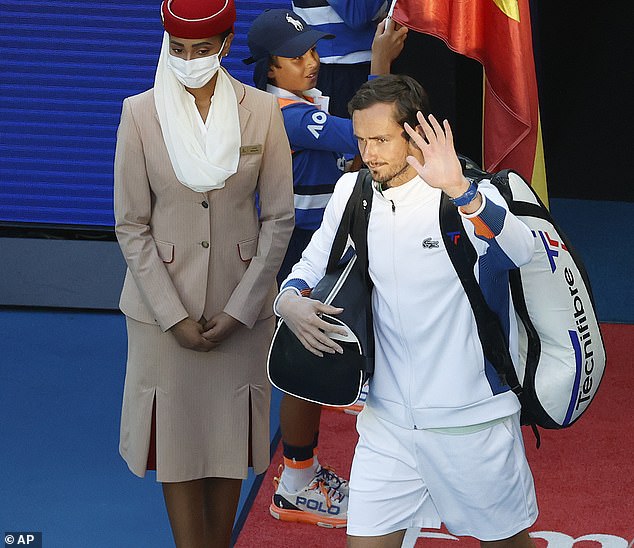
[{"x1": 161, "y1": 0, "x2": 236, "y2": 39}]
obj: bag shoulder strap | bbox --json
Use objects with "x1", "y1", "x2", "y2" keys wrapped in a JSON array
[
  {"x1": 326, "y1": 169, "x2": 373, "y2": 279},
  {"x1": 439, "y1": 168, "x2": 521, "y2": 396}
]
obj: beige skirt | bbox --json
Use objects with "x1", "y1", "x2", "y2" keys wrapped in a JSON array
[{"x1": 119, "y1": 316, "x2": 274, "y2": 483}]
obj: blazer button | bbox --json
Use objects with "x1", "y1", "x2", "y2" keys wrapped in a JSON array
[
  {"x1": 201, "y1": 200, "x2": 209, "y2": 208},
  {"x1": 201, "y1": 241, "x2": 209, "y2": 248}
]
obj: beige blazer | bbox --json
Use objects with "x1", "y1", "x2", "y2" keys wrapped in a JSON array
[{"x1": 114, "y1": 73, "x2": 294, "y2": 331}]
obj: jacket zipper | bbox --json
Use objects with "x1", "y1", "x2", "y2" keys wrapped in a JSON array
[{"x1": 387, "y1": 199, "x2": 418, "y2": 429}]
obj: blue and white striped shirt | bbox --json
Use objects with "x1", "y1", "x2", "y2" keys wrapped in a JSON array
[
  {"x1": 267, "y1": 85, "x2": 358, "y2": 231},
  {"x1": 292, "y1": 0, "x2": 387, "y2": 64}
]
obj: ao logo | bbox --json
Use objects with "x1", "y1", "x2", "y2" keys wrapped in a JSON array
[
  {"x1": 308, "y1": 111, "x2": 327, "y2": 139},
  {"x1": 403, "y1": 530, "x2": 630, "y2": 548}
]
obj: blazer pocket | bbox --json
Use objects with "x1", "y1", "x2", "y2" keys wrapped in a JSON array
[
  {"x1": 237, "y1": 237, "x2": 258, "y2": 262},
  {"x1": 155, "y1": 239, "x2": 174, "y2": 264}
]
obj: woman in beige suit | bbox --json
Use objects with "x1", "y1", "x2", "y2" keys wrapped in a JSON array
[{"x1": 113, "y1": 0, "x2": 294, "y2": 545}]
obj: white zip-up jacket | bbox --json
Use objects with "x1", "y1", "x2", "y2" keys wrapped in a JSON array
[{"x1": 280, "y1": 171, "x2": 535, "y2": 429}]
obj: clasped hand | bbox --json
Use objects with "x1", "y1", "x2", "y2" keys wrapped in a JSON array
[{"x1": 170, "y1": 313, "x2": 241, "y2": 352}]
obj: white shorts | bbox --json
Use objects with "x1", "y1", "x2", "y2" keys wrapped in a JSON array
[{"x1": 347, "y1": 409, "x2": 538, "y2": 540}]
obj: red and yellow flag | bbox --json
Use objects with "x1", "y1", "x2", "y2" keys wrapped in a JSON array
[{"x1": 393, "y1": 0, "x2": 548, "y2": 205}]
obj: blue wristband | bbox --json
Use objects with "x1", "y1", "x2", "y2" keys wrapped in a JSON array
[{"x1": 449, "y1": 181, "x2": 478, "y2": 207}]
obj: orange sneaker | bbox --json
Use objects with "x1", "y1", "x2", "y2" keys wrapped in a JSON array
[{"x1": 269, "y1": 467, "x2": 347, "y2": 528}]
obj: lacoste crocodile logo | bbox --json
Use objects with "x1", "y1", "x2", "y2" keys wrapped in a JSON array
[{"x1": 422, "y1": 237, "x2": 439, "y2": 249}]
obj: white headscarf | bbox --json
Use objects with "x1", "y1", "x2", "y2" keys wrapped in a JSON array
[{"x1": 154, "y1": 32, "x2": 241, "y2": 192}]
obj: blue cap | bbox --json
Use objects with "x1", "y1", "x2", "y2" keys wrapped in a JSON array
[{"x1": 242, "y1": 9, "x2": 334, "y2": 64}]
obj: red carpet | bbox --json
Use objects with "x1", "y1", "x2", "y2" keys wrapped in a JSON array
[{"x1": 236, "y1": 323, "x2": 633, "y2": 547}]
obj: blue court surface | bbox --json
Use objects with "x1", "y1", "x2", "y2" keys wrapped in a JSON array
[
  {"x1": 0, "y1": 198, "x2": 631, "y2": 547},
  {"x1": 0, "y1": 308, "x2": 284, "y2": 547}
]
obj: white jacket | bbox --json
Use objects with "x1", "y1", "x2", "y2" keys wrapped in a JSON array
[{"x1": 281, "y1": 171, "x2": 535, "y2": 429}]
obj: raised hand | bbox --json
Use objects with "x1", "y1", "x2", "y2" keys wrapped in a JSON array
[
  {"x1": 404, "y1": 113, "x2": 469, "y2": 199},
  {"x1": 370, "y1": 17, "x2": 409, "y2": 76}
]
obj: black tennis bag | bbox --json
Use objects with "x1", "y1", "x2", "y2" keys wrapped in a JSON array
[{"x1": 267, "y1": 170, "x2": 374, "y2": 407}]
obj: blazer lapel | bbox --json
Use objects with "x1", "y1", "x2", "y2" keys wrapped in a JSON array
[{"x1": 228, "y1": 73, "x2": 251, "y2": 135}]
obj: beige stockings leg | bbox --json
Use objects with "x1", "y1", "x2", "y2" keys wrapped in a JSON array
[
  {"x1": 162, "y1": 477, "x2": 242, "y2": 548},
  {"x1": 162, "y1": 479, "x2": 206, "y2": 548},
  {"x1": 202, "y1": 477, "x2": 242, "y2": 547}
]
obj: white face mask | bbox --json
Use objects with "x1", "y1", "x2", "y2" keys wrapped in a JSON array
[{"x1": 167, "y1": 38, "x2": 226, "y2": 88}]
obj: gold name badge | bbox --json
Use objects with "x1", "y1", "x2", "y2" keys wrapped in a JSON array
[{"x1": 240, "y1": 144, "x2": 263, "y2": 155}]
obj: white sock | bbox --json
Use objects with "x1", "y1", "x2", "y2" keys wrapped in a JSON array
[{"x1": 280, "y1": 457, "x2": 319, "y2": 493}]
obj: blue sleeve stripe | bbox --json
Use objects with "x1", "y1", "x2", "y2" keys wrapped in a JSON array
[
  {"x1": 473, "y1": 198, "x2": 507, "y2": 238},
  {"x1": 477, "y1": 255, "x2": 513, "y2": 394},
  {"x1": 283, "y1": 278, "x2": 311, "y2": 294}
]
